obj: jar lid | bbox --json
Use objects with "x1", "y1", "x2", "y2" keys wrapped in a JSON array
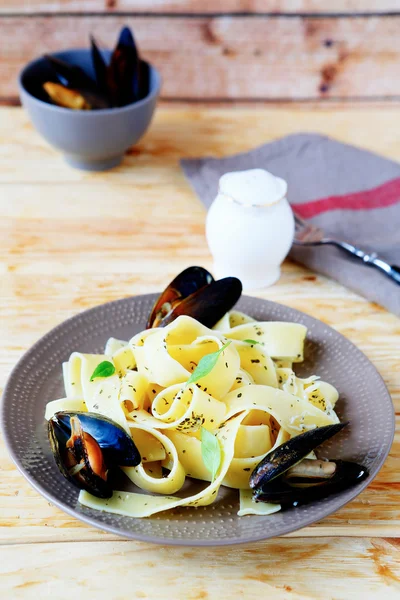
[{"x1": 219, "y1": 168, "x2": 287, "y2": 207}]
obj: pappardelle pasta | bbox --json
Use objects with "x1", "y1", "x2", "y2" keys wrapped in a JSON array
[{"x1": 45, "y1": 311, "x2": 340, "y2": 518}]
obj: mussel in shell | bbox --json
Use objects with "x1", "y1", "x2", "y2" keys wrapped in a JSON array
[
  {"x1": 147, "y1": 266, "x2": 242, "y2": 329},
  {"x1": 44, "y1": 55, "x2": 110, "y2": 110},
  {"x1": 250, "y1": 422, "x2": 368, "y2": 507},
  {"x1": 160, "y1": 277, "x2": 243, "y2": 329},
  {"x1": 106, "y1": 26, "x2": 141, "y2": 107},
  {"x1": 41, "y1": 26, "x2": 148, "y2": 110},
  {"x1": 147, "y1": 266, "x2": 213, "y2": 328},
  {"x1": 48, "y1": 411, "x2": 140, "y2": 498},
  {"x1": 250, "y1": 422, "x2": 347, "y2": 489},
  {"x1": 45, "y1": 54, "x2": 97, "y2": 91},
  {"x1": 253, "y1": 459, "x2": 368, "y2": 506}
]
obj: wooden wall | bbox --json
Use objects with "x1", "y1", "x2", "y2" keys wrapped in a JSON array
[{"x1": 2, "y1": 1, "x2": 400, "y2": 104}]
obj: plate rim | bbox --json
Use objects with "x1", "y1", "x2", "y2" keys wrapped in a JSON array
[{"x1": 1, "y1": 293, "x2": 396, "y2": 546}]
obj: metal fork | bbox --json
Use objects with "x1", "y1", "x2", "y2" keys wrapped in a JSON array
[{"x1": 293, "y1": 213, "x2": 400, "y2": 285}]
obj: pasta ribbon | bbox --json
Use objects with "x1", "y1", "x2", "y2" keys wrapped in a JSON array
[
  {"x1": 79, "y1": 413, "x2": 245, "y2": 517},
  {"x1": 223, "y1": 384, "x2": 339, "y2": 434},
  {"x1": 225, "y1": 321, "x2": 307, "y2": 361},
  {"x1": 122, "y1": 424, "x2": 186, "y2": 495}
]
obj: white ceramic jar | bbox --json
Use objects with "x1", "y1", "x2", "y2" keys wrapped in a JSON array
[{"x1": 206, "y1": 169, "x2": 294, "y2": 290}]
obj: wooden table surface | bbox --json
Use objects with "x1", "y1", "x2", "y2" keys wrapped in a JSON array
[{"x1": 1, "y1": 105, "x2": 400, "y2": 599}]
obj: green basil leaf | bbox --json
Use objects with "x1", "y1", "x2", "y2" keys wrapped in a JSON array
[
  {"x1": 243, "y1": 339, "x2": 260, "y2": 345},
  {"x1": 90, "y1": 360, "x2": 116, "y2": 382},
  {"x1": 200, "y1": 426, "x2": 221, "y2": 482},
  {"x1": 186, "y1": 341, "x2": 231, "y2": 386}
]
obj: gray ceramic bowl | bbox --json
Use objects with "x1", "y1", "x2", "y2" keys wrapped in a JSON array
[{"x1": 19, "y1": 49, "x2": 161, "y2": 171}]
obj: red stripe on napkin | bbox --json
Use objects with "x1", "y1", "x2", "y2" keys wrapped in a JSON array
[{"x1": 294, "y1": 177, "x2": 400, "y2": 219}]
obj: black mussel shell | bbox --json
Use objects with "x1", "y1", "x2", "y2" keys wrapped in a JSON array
[
  {"x1": 48, "y1": 415, "x2": 111, "y2": 498},
  {"x1": 138, "y1": 59, "x2": 150, "y2": 100},
  {"x1": 90, "y1": 35, "x2": 108, "y2": 96},
  {"x1": 158, "y1": 276, "x2": 243, "y2": 329},
  {"x1": 106, "y1": 26, "x2": 140, "y2": 107},
  {"x1": 44, "y1": 54, "x2": 96, "y2": 90},
  {"x1": 253, "y1": 460, "x2": 368, "y2": 507},
  {"x1": 249, "y1": 422, "x2": 348, "y2": 490},
  {"x1": 48, "y1": 415, "x2": 72, "y2": 480},
  {"x1": 52, "y1": 411, "x2": 141, "y2": 467},
  {"x1": 147, "y1": 266, "x2": 214, "y2": 328}
]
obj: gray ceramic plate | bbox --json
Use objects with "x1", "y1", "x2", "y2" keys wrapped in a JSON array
[{"x1": 1, "y1": 294, "x2": 395, "y2": 545}]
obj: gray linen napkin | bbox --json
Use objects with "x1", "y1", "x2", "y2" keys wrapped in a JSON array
[{"x1": 181, "y1": 133, "x2": 400, "y2": 316}]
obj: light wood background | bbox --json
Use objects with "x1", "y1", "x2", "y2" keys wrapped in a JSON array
[
  {"x1": 1, "y1": 105, "x2": 400, "y2": 597},
  {"x1": 2, "y1": 1, "x2": 400, "y2": 104}
]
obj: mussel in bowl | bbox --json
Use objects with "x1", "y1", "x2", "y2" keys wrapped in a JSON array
[
  {"x1": 44, "y1": 54, "x2": 110, "y2": 110},
  {"x1": 147, "y1": 266, "x2": 242, "y2": 329},
  {"x1": 41, "y1": 26, "x2": 150, "y2": 111},
  {"x1": 250, "y1": 423, "x2": 368, "y2": 507},
  {"x1": 48, "y1": 411, "x2": 141, "y2": 498}
]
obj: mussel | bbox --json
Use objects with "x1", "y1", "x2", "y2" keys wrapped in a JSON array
[
  {"x1": 253, "y1": 459, "x2": 368, "y2": 506},
  {"x1": 48, "y1": 411, "x2": 140, "y2": 498},
  {"x1": 250, "y1": 423, "x2": 368, "y2": 507},
  {"x1": 90, "y1": 35, "x2": 108, "y2": 97},
  {"x1": 147, "y1": 266, "x2": 242, "y2": 329},
  {"x1": 147, "y1": 266, "x2": 213, "y2": 327},
  {"x1": 106, "y1": 26, "x2": 141, "y2": 107},
  {"x1": 44, "y1": 55, "x2": 110, "y2": 110},
  {"x1": 45, "y1": 54, "x2": 97, "y2": 91},
  {"x1": 41, "y1": 26, "x2": 149, "y2": 111}
]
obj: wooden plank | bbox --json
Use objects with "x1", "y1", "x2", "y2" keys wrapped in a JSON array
[
  {"x1": 1, "y1": 538, "x2": 400, "y2": 599},
  {"x1": 1, "y1": 1, "x2": 399, "y2": 15},
  {"x1": 4, "y1": 104, "x2": 400, "y2": 183},
  {"x1": 3, "y1": 15, "x2": 400, "y2": 101},
  {"x1": 1, "y1": 106, "x2": 399, "y2": 547}
]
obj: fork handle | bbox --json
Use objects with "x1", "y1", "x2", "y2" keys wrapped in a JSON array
[{"x1": 320, "y1": 239, "x2": 400, "y2": 285}]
